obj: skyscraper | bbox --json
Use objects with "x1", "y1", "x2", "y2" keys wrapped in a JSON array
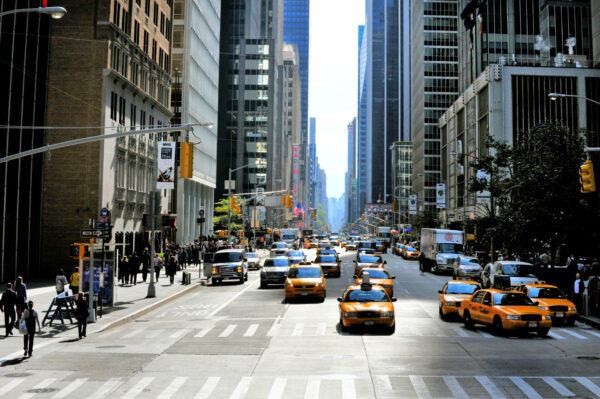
[
  {"x1": 357, "y1": 24, "x2": 368, "y2": 215},
  {"x1": 346, "y1": 118, "x2": 357, "y2": 223},
  {"x1": 309, "y1": 117, "x2": 317, "y2": 209}
]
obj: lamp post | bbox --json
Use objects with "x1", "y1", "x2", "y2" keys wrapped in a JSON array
[
  {"x1": 227, "y1": 164, "x2": 250, "y2": 240},
  {"x1": 548, "y1": 93, "x2": 600, "y2": 106},
  {"x1": 0, "y1": 6, "x2": 67, "y2": 19}
]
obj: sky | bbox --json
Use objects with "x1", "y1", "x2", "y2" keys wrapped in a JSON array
[{"x1": 309, "y1": 0, "x2": 364, "y2": 200}]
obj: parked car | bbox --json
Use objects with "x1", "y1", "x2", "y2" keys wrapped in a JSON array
[
  {"x1": 480, "y1": 261, "x2": 538, "y2": 288},
  {"x1": 452, "y1": 256, "x2": 482, "y2": 279}
]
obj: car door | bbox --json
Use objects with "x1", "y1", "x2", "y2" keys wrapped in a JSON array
[
  {"x1": 469, "y1": 290, "x2": 486, "y2": 322},
  {"x1": 479, "y1": 292, "x2": 493, "y2": 325}
]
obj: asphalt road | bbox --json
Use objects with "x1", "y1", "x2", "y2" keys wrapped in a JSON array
[{"x1": 1, "y1": 248, "x2": 600, "y2": 398}]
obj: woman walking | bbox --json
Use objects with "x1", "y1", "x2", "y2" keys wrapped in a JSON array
[
  {"x1": 22, "y1": 300, "x2": 42, "y2": 357},
  {"x1": 14, "y1": 277, "x2": 27, "y2": 323},
  {"x1": 167, "y1": 256, "x2": 177, "y2": 285},
  {"x1": 75, "y1": 292, "x2": 89, "y2": 339},
  {"x1": 69, "y1": 267, "x2": 80, "y2": 295}
]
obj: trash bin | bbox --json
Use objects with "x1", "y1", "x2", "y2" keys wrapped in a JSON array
[{"x1": 182, "y1": 272, "x2": 191, "y2": 285}]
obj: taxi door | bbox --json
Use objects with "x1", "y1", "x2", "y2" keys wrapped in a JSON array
[
  {"x1": 478, "y1": 292, "x2": 494, "y2": 325},
  {"x1": 468, "y1": 291, "x2": 486, "y2": 322}
]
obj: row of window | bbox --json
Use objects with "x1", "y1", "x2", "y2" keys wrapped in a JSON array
[
  {"x1": 116, "y1": 149, "x2": 154, "y2": 193},
  {"x1": 110, "y1": 91, "x2": 165, "y2": 131}
]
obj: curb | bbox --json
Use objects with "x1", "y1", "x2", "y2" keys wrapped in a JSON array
[
  {"x1": 576, "y1": 314, "x2": 600, "y2": 330},
  {"x1": 91, "y1": 281, "x2": 202, "y2": 334}
]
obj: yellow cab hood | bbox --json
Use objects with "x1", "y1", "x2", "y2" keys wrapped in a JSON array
[
  {"x1": 342, "y1": 302, "x2": 393, "y2": 312},
  {"x1": 534, "y1": 298, "x2": 575, "y2": 307}
]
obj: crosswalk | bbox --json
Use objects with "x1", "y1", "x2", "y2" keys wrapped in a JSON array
[
  {"x1": 1, "y1": 373, "x2": 599, "y2": 398},
  {"x1": 105, "y1": 321, "x2": 600, "y2": 341}
]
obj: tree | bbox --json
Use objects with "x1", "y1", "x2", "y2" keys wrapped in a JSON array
[
  {"x1": 213, "y1": 198, "x2": 243, "y2": 231},
  {"x1": 411, "y1": 208, "x2": 441, "y2": 233}
]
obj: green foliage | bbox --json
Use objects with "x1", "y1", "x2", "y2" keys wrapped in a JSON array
[
  {"x1": 213, "y1": 197, "x2": 243, "y2": 230},
  {"x1": 412, "y1": 208, "x2": 441, "y2": 232}
]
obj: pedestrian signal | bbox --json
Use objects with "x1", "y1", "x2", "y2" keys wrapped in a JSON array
[{"x1": 580, "y1": 160, "x2": 596, "y2": 193}]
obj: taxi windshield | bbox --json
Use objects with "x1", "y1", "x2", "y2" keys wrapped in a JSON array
[
  {"x1": 288, "y1": 251, "x2": 303, "y2": 257},
  {"x1": 501, "y1": 263, "x2": 536, "y2": 277},
  {"x1": 282, "y1": 235, "x2": 295, "y2": 241},
  {"x1": 316, "y1": 255, "x2": 337, "y2": 263},
  {"x1": 213, "y1": 252, "x2": 243, "y2": 263},
  {"x1": 264, "y1": 258, "x2": 290, "y2": 267},
  {"x1": 493, "y1": 292, "x2": 535, "y2": 306},
  {"x1": 528, "y1": 287, "x2": 566, "y2": 299},
  {"x1": 405, "y1": 247, "x2": 417, "y2": 252},
  {"x1": 288, "y1": 268, "x2": 321, "y2": 278},
  {"x1": 345, "y1": 289, "x2": 390, "y2": 302},
  {"x1": 247, "y1": 253, "x2": 258, "y2": 258},
  {"x1": 445, "y1": 283, "x2": 478, "y2": 294},
  {"x1": 360, "y1": 269, "x2": 389, "y2": 279},
  {"x1": 461, "y1": 258, "x2": 479, "y2": 265},
  {"x1": 358, "y1": 255, "x2": 381, "y2": 263},
  {"x1": 272, "y1": 243, "x2": 286, "y2": 248}
]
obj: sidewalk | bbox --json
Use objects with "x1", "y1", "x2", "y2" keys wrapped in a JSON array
[
  {"x1": 0, "y1": 267, "x2": 202, "y2": 361},
  {"x1": 577, "y1": 314, "x2": 600, "y2": 329}
]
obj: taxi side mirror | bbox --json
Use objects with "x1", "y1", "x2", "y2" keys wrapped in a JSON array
[
  {"x1": 391, "y1": 298, "x2": 397, "y2": 302},
  {"x1": 384, "y1": 260, "x2": 387, "y2": 264},
  {"x1": 391, "y1": 276, "x2": 396, "y2": 279},
  {"x1": 353, "y1": 275, "x2": 357, "y2": 278},
  {"x1": 353, "y1": 260, "x2": 357, "y2": 263},
  {"x1": 438, "y1": 290, "x2": 443, "y2": 294},
  {"x1": 337, "y1": 297, "x2": 343, "y2": 302}
]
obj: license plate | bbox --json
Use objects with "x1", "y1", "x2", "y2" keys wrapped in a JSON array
[
  {"x1": 364, "y1": 320, "x2": 374, "y2": 326},
  {"x1": 555, "y1": 313, "x2": 564, "y2": 317},
  {"x1": 301, "y1": 292, "x2": 309, "y2": 296},
  {"x1": 528, "y1": 322, "x2": 538, "y2": 328}
]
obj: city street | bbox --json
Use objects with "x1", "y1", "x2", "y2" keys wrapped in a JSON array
[{"x1": 1, "y1": 248, "x2": 600, "y2": 398}]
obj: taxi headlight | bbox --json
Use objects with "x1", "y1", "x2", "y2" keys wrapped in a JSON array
[
  {"x1": 445, "y1": 302, "x2": 457, "y2": 307},
  {"x1": 538, "y1": 306, "x2": 548, "y2": 311},
  {"x1": 381, "y1": 311, "x2": 394, "y2": 317},
  {"x1": 544, "y1": 315, "x2": 552, "y2": 320},
  {"x1": 344, "y1": 312, "x2": 358, "y2": 318},
  {"x1": 285, "y1": 280, "x2": 293, "y2": 287},
  {"x1": 571, "y1": 307, "x2": 577, "y2": 311},
  {"x1": 504, "y1": 315, "x2": 520, "y2": 320},
  {"x1": 317, "y1": 281, "x2": 323, "y2": 287}
]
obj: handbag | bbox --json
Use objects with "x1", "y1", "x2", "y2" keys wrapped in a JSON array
[{"x1": 18, "y1": 319, "x2": 28, "y2": 335}]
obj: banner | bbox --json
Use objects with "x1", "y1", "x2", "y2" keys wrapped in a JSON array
[
  {"x1": 409, "y1": 195, "x2": 417, "y2": 215},
  {"x1": 436, "y1": 183, "x2": 446, "y2": 209},
  {"x1": 157, "y1": 141, "x2": 176, "y2": 189}
]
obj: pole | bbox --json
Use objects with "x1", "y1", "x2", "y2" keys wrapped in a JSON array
[
  {"x1": 87, "y1": 244, "x2": 95, "y2": 322},
  {"x1": 489, "y1": 166, "x2": 495, "y2": 262},
  {"x1": 148, "y1": 136, "x2": 157, "y2": 298},
  {"x1": 227, "y1": 168, "x2": 232, "y2": 240}
]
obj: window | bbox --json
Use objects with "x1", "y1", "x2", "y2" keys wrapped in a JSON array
[
  {"x1": 113, "y1": 0, "x2": 121, "y2": 25},
  {"x1": 140, "y1": 109, "x2": 146, "y2": 128},
  {"x1": 141, "y1": 69, "x2": 148, "y2": 91},
  {"x1": 130, "y1": 104, "x2": 137, "y2": 129},
  {"x1": 131, "y1": 61, "x2": 139, "y2": 85},
  {"x1": 145, "y1": 0, "x2": 150, "y2": 16},
  {"x1": 153, "y1": 2, "x2": 158, "y2": 25},
  {"x1": 121, "y1": 9, "x2": 129, "y2": 32},
  {"x1": 152, "y1": 39, "x2": 157, "y2": 61},
  {"x1": 158, "y1": 48, "x2": 163, "y2": 68},
  {"x1": 149, "y1": 115, "x2": 155, "y2": 128},
  {"x1": 160, "y1": 12, "x2": 165, "y2": 34},
  {"x1": 136, "y1": 0, "x2": 141, "y2": 5},
  {"x1": 134, "y1": 21, "x2": 140, "y2": 44},
  {"x1": 143, "y1": 30, "x2": 149, "y2": 53},
  {"x1": 117, "y1": 151, "x2": 126, "y2": 188},
  {"x1": 121, "y1": 52, "x2": 128, "y2": 77},
  {"x1": 110, "y1": 91, "x2": 118, "y2": 121},
  {"x1": 165, "y1": 19, "x2": 171, "y2": 40},
  {"x1": 128, "y1": 158, "x2": 137, "y2": 190},
  {"x1": 119, "y1": 96, "x2": 126, "y2": 125}
]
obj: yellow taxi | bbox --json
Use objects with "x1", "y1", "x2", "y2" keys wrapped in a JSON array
[
  {"x1": 438, "y1": 279, "x2": 481, "y2": 320},
  {"x1": 374, "y1": 241, "x2": 386, "y2": 254},
  {"x1": 392, "y1": 243, "x2": 405, "y2": 256},
  {"x1": 313, "y1": 254, "x2": 341, "y2": 277},
  {"x1": 338, "y1": 272, "x2": 396, "y2": 332},
  {"x1": 305, "y1": 239, "x2": 319, "y2": 249},
  {"x1": 284, "y1": 263, "x2": 326, "y2": 301},
  {"x1": 355, "y1": 267, "x2": 395, "y2": 298},
  {"x1": 402, "y1": 246, "x2": 421, "y2": 260},
  {"x1": 317, "y1": 247, "x2": 335, "y2": 256},
  {"x1": 353, "y1": 253, "x2": 385, "y2": 275},
  {"x1": 345, "y1": 241, "x2": 358, "y2": 251},
  {"x1": 518, "y1": 282, "x2": 577, "y2": 326},
  {"x1": 459, "y1": 288, "x2": 553, "y2": 336},
  {"x1": 340, "y1": 240, "x2": 347, "y2": 248}
]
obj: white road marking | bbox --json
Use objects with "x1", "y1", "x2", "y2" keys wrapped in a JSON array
[
  {"x1": 292, "y1": 323, "x2": 304, "y2": 336},
  {"x1": 316, "y1": 322, "x2": 327, "y2": 336},
  {"x1": 170, "y1": 329, "x2": 191, "y2": 339},
  {"x1": 0, "y1": 379, "x2": 24, "y2": 396},
  {"x1": 88, "y1": 378, "x2": 123, "y2": 399},
  {"x1": 195, "y1": 377, "x2": 220, "y2": 399},
  {"x1": 229, "y1": 376, "x2": 252, "y2": 399},
  {"x1": 548, "y1": 331, "x2": 566, "y2": 340},
  {"x1": 542, "y1": 377, "x2": 575, "y2": 397},
  {"x1": 122, "y1": 328, "x2": 145, "y2": 339},
  {"x1": 219, "y1": 324, "x2": 238, "y2": 337},
  {"x1": 453, "y1": 327, "x2": 471, "y2": 338},
  {"x1": 509, "y1": 377, "x2": 543, "y2": 399},
  {"x1": 18, "y1": 378, "x2": 57, "y2": 399},
  {"x1": 304, "y1": 378, "x2": 320, "y2": 399},
  {"x1": 575, "y1": 377, "x2": 600, "y2": 397},
  {"x1": 157, "y1": 377, "x2": 187, "y2": 399},
  {"x1": 244, "y1": 324, "x2": 259, "y2": 337},
  {"x1": 121, "y1": 377, "x2": 155, "y2": 398},
  {"x1": 146, "y1": 329, "x2": 163, "y2": 338},
  {"x1": 558, "y1": 329, "x2": 588, "y2": 339},
  {"x1": 475, "y1": 376, "x2": 506, "y2": 399},
  {"x1": 341, "y1": 378, "x2": 356, "y2": 399},
  {"x1": 194, "y1": 327, "x2": 214, "y2": 338},
  {"x1": 408, "y1": 375, "x2": 432, "y2": 399},
  {"x1": 443, "y1": 376, "x2": 469, "y2": 399},
  {"x1": 267, "y1": 320, "x2": 281, "y2": 336},
  {"x1": 51, "y1": 378, "x2": 88, "y2": 398},
  {"x1": 267, "y1": 377, "x2": 287, "y2": 399},
  {"x1": 206, "y1": 279, "x2": 259, "y2": 319},
  {"x1": 478, "y1": 330, "x2": 494, "y2": 338},
  {"x1": 376, "y1": 375, "x2": 393, "y2": 392},
  {"x1": 585, "y1": 330, "x2": 600, "y2": 338}
]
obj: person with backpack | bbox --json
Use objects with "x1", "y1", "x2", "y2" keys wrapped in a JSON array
[
  {"x1": 55, "y1": 269, "x2": 69, "y2": 295},
  {"x1": 22, "y1": 300, "x2": 42, "y2": 357},
  {"x1": 74, "y1": 292, "x2": 89, "y2": 339}
]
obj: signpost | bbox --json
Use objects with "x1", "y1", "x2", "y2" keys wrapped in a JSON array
[{"x1": 81, "y1": 229, "x2": 103, "y2": 238}]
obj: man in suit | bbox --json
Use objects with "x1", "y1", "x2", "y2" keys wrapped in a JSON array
[
  {"x1": 573, "y1": 273, "x2": 585, "y2": 313},
  {"x1": 0, "y1": 283, "x2": 18, "y2": 336}
]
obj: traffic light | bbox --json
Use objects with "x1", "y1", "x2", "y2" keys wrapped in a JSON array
[
  {"x1": 312, "y1": 209, "x2": 317, "y2": 221},
  {"x1": 360, "y1": 216, "x2": 364, "y2": 221},
  {"x1": 281, "y1": 194, "x2": 286, "y2": 207},
  {"x1": 180, "y1": 142, "x2": 193, "y2": 178},
  {"x1": 286, "y1": 195, "x2": 293, "y2": 208},
  {"x1": 580, "y1": 160, "x2": 596, "y2": 193}
]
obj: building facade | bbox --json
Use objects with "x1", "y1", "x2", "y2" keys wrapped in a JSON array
[
  {"x1": 346, "y1": 118, "x2": 357, "y2": 223},
  {"x1": 357, "y1": 24, "x2": 369, "y2": 215},
  {"x1": 308, "y1": 117, "x2": 317, "y2": 209},
  {"x1": 390, "y1": 141, "x2": 413, "y2": 225}
]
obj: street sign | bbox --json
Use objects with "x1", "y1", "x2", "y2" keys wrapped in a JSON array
[
  {"x1": 409, "y1": 195, "x2": 417, "y2": 215},
  {"x1": 436, "y1": 183, "x2": 446, "y2": 209},
  {"x1": 100, "y1": 207, "x2": 109, "y2": 222},
  {"x1": 81, "y1": 229, "x2": 103, "y2": 238}
]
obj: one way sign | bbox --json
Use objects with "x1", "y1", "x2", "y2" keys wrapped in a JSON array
[{"x1": 80, "y1": 229, "x2": 103, "y2": 238}]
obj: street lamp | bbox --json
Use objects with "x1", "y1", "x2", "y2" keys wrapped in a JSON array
[
  {"x1": 548, "y1": 93, "x2": 600, "y2": 106},
  {"x1": 227, "y1": 164, "x2": 250, "y2": 240},
  {"x1": 0, "y1": 6, "x2": 67, "y2": 19}
]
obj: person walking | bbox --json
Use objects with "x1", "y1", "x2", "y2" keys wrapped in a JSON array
[
  {"x1": 1, "y1": 283, "x2": 18, "y2": 336},
  {"x1": 153, "y1": 253, "x2": 162, "y2": 280},
  {"x1": 74, "y1": 292, "x2": 89, "y2": 339},
  {"x1": 55, "y1": 269, "x2": 69, "y2": 295},
  {"x1": 129, "y1": 253, "x2": 140, "y2": 285},
  {"x1": 120, "y1": 255, "x2": 130, "y2": 285},
  {"x1": 14, "y1": 277, "x2": 27, "y2": 324},
  {"x1": 69, "y1": 267, "x2": 80, "y2": 295},
  {"x1": 141, "y1": 248, "x2": 151, "y2": 283},
  {"x1": 166, "y1": 256, "x2": 177, "y2": 285},
  {"x1": 573, "y1": 273, "x2": 585, "y2": 313},
  {"x1": 22, "y1": 301, "x2": 42, "y2": 357}
]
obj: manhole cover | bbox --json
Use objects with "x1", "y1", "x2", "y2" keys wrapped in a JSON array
[
  {"x1": 96, "y1": 345, "x2": 125, "y2": 349},
  {"x1": 5, "y1": 372, "x2": 31, "y2": 378},
  {"x1": 25, "y1": 388, "x2": 58, "y2": 393},
  {"x1": 577, "y1": 356, "x2": 600, "y2": 360}
]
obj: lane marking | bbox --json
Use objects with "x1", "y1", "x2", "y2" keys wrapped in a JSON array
[
  {"x1": 304, "y1": 378, "x2": 320, "y2": 399},
  {"x1": 51, "y1": 378, "x2": 88, "y2": 398},
  {"x1": 558, "y1": 329, "x2": 588, "y2": 340},
  {"x1": 453, "y1": 327, "x2": 471, "y2": 338},
  {"x1": 575, "y1": 377, "x2": 600, "y2": 397},
  {"x1": 376, "y1": 375, "x2": 393, "y2": 392},
  {"x1": 548, "y1": 331, "x2": 566, "y2": 340},
  {"x1": 88, "y1": 378, "x2": 123, "y2": 399},
  {"x1": 316, "y1": 322, "x2": 327, "y2": 336},
  {"x1": 195, "y1": 377, "x2": 220, "y2": 399},
  {"x1": 341, "y1": 377, "x2": 356, "y2": 399},
  {"x1": 219, "y1": 324, "x2": 237, "y2": 337},
  {"x1": 478, "y1": 330, "x2": 494, "y2": 338},
  {"x1": 157, "y1": 377, "x2": 187, "y2": 399},
  {"x1": 0, "y1": 379, "x2": 24, "y2": 396},
  {"x1": 169, "y1": 329, "x2": 190, "y2": 339},
  {"x1": 267, "y1": 377, "x2": 287, "y2": 399},
  {"x1": 509, "y1": 377, "x2": 543, "y2": 399},
  {"x1": 408, "y1": 375, "x2": 432, "y2": 399},
  {"x1": 229, "y1": 376, "x2": 252, "y2": 399},
  {"x1": 542, "y1": 377, "x2": 575, "y2": 397},
  {"x1": 475, "y1": 376, "x2": 506, "y2": 399},
  {"x1": 585, "y1": 330, "x2": 600, "y2": 338},
  {"x1": 267, "y1": 318, "x2": 281, "y2": 337},
  {"x1": 244, "y1": 324, "x2": 259, "y2": 337},
  {"x1": 122, "y1": 328, "x2": 145, "y2": 339},
  {"x1": 443, "y1": 376, "x2": 469, "y2": 399},
  {"x1": 194, "y1": 327, "x2": 213, "y2": 338},
  {"x1": 207, "y1": 280, "x2": 259, "y2": 319},
  {"x1": 147, "y1": 329, "x2": 163, "y2": 338},
  {"x1": 122, "y1": 377, "x2": 155, "y2": 398},
  {"x1": 292, "y1": 323, "x2": 304, "y2": 336},
  {"x1": 18, "y1": 378, "x2": 57, "y2": 399}
]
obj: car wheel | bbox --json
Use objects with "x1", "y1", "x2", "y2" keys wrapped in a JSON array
[
  {"x1": 239, "y1": 277, "x2": 244, "y2": 284},
  {"x1": 439, "y1": 306, "x2": 447, "y2": 321},
  {"x1": 212, "y1": 278, "x2": 220, "y2": 286},
  {"x1": 537, "y1": 328, "x2": 550, "y2": 337},
  {"x1": 492, "y1": 316, "x2": 504, "y2": 335},
  {"x1": 463, "y1": 311, "x2": 474, "y2": 329},
  {"x1": 431, "y1": 264, "x2": 438, "y2": 274},
  {"x1": 387, "y1": 323, "x2": 395, "y2": 334},
  {"x1": 260, "y1": 280, "x2": 267, "y2": 289},
  {"x1": 244, "y1": 272, "x2": 248, "y2": 281},
  {"x1": 339, "y1": 317, "x2": 347, "y2": 332},
  {"x1": 566, "y1": 318, "x2": 575, "y2": 327}
]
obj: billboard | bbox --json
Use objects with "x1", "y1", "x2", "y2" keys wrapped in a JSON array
[{"x1": 157, "y1": 141, "x2": 176, "y2": 189}]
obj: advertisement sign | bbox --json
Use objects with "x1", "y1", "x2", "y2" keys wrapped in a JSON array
[
  {"x1": 157, "y1": 141, "x2": 176, "y2": 189},
  {"x1": 409, "y1": 195, "x2": 417, "y2": 215},
  {"x1": 436, "y1": 183, "x2": 446, "y2": 209}
]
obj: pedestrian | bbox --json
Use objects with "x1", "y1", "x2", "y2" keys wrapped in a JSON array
[
  {"x1": 120, "y1": 255, "x2": 130, "y2": 285},
  {"x1": 0, "y1": 283, "x2": 17, "y2": 336},
  {"x1": 69, "y1": 267, "x2": 80, "y2": 295},
  {"x1": 14, "y1": 277, "x2": 27, "y2": 323},
  {"x1": 129, "y1": 253, "x2": 140, "y2": 285},
  {"x1": 167, "y1": 256, "x2": 177, "y2": 285},
  {"x1": 74, "y1": 292, "x2": 89, "y2": 339},
  {"x1": 22, "y1": 300, "x2": 42, "y2": 357},
  {"x1": 141, "y1": 248, "x2": 151, "y2": 283},
  {"x1": 55, "y1": 269, "x2": 69, "y2": 295},
  {"x1": 153, "y1": 253, "x2": 162, "y2": 280},
  {"x1": 573, "y1": 272, "x2": 585, "y2": 313},
  {"x1": 179, "y1": 246, "x2": 187, "y2": 270}
]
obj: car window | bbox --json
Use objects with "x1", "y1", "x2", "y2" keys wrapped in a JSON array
[
  {"x1": 438, "y1": 243, "x2": 463, "y2": 253},
  {"x1": 213, "y1": 252, "x2": 242, "y2": 263},
  {"x1": 344, "y1": 289, "x2": 390, "y2": 302},
  {"x1": 472, "y1": 290, "x2": 486, "y2": 304},
  {"x1": 360, "y1": 269, "x2": 390, "y2": 279},
  {"x1": 288, "y1": 251, "x2": 303, "y2": 257},
  {"x1": 482, "y1": 292, "x2": 492, "y2": 305},
  {"x1": 288, "y1": 267, "x2": 321, "y2": 278},
  {"x1": 316, "y1": 255, "x2": 337, "y2": 263},
  {"x1": 445, "y1": 283, "x2": 479, "y2": 295},
  {"x1": 528, "y1": 287, "x2": 566, "y2": 299},
  {"x1": 405, "y1": 247, "x2": 417, "y2": 252},
  {"x1": 247, "y1": 254, "x2": 258, "y2": 258},
  {"x1": 358, "y1": 255, "x2": 382, "y2": 263},
  {"x1": 493, "y1": 292, "x2": 535, "y2": 306},
  {"x1": 264, "y1": 258, "x2": 290, "y2": 267},
  {"x1": 461, "y1": 258, "x2": 479, "y2": 265}
]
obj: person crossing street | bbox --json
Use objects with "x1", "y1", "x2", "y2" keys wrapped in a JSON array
[{"x1": 1, "y1": 283, "x2": 17, "y2": 337}]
